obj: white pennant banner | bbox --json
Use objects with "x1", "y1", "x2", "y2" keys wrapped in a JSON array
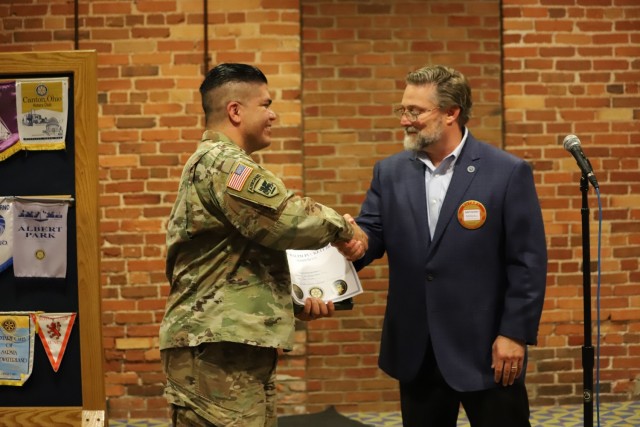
[
  {"x1": 0, "y1": 198, "x2": 13, "y2": 272},
  {"x1": 32, "y1": 312, "x2": 76, "y2": 372},
  {"x1": 12, "y1": 200, "x2": 68, "y2": 278}
]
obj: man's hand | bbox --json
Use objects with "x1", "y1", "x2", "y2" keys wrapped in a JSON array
[
  {"x1": 333, "y1": 214, "x2": 368, "y2": 261},
  {"x1": 491, "y1": 335, "x2": 526, "y2": 386},
  {"x1": 295, "y1": 297, "x2": 335, "y2": 321}
]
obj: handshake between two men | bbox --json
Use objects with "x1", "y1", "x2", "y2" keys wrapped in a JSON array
[{"x1": 333, "y1": 213, "x2": 368, "y2": 262}]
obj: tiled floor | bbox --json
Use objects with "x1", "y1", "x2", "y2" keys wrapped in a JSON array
[
  {"x1": 351, "y1": 401, "x2": 640, "y2": 426},
  {"x1": 112, "y1": 400, "x2": 640, "y2": 426}
]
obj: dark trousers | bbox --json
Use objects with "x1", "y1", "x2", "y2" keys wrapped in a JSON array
[{"x1": 399, "y1": 344, "x2": 531, "y2": 427}]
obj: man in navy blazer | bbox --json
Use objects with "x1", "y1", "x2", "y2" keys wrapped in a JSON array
[{"x1": 354, "y1": 65, "x2": 547, "y2": 427}]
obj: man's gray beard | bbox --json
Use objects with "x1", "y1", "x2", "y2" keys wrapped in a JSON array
[{"x1": 403, "y1": 133, "x2": 435, "y2": 152}]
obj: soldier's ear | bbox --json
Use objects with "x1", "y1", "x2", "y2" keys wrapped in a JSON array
[{"x1": 227, "y1": 101, "x2": 242, "y2": 125}]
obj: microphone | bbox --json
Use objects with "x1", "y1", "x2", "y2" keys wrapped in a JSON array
[{"x1": 563, "y1": 134, "x2": 599, "y2": 189}]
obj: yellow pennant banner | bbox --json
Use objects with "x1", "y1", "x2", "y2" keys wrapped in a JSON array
[
  {"x1": 15, "y1": 78, "x2": 68, "y2": 151},
  {"x1": 0, "y1": 312, "x2": 35, "y2": 386}
]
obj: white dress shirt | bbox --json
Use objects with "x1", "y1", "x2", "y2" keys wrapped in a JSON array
[{"x1": 417, "y1": 127, "x2": 468, "y2": 239}]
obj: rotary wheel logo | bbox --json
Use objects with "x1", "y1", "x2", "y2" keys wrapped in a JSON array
[
  {"x1": 35, "y1": 249, "x2": 46, "y2": 260},
  {"x1": 309, "y1": 287, "x2": 324, "y2": 298},
  {"x1": 36, "y1": 84, "x2": 48, "y2": 97},
  {"x1": 2, "y1": 319, "x2": 16, "y2": 333}
]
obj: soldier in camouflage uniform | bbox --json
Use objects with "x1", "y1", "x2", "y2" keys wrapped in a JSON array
[{"x1": 159, "y1": 63, "x2": 368, "y2": 427}]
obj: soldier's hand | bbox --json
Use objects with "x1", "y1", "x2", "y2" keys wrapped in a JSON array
[
  {"x1": 295, "y1": 298, "x2": 335, "y2": 321},
  {"x1": 333, "y1": 214, "x2": 368, "y2": 261}
]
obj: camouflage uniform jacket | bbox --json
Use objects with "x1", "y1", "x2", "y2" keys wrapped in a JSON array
[{"x1": 159, "y1": 131, "x2": 354, "y2": 351}]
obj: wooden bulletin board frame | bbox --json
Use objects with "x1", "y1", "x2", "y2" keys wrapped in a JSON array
[{"x1": 0, "y1": 51, "x2": 106, "y2": 426}]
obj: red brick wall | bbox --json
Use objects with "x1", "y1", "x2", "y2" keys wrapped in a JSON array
[
  {"x1": 300, "y1": 0, "x2": 503, "y2": 413},
  {"x1": 1, "y1": 0, "x2": 638, "y2": 420},
  {"x1": 1, "y1": 0, "x2": 304, "y2": 419},
  {"x1": 502, "y1": 0, "x2": 640, "y2": 405}
]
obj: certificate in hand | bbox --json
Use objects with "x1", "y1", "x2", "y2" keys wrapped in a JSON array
[{"x1": 286, "y1": 244, "x2": 363, "y2": 305}]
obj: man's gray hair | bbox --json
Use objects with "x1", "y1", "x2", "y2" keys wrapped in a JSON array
[{"x1": 406, "y1": 65, "x2": 472, "y2": 126}]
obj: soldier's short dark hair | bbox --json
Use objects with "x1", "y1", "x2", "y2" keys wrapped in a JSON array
[{"x1": 200, "y1": 64, "x2": 268, "y2": 118}]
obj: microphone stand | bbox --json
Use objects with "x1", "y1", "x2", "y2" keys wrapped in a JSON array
[{"x1": 580, "y1": 174, "x2": 594, "y2": 427}]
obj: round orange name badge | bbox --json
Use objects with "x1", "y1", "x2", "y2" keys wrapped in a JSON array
[{"x1": 457, "y1": 200, "x2": 487, "y2": 230}]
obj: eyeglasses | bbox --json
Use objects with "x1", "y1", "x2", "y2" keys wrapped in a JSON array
[{"x1": 392, "y1": 106, "x2": 439, "y2": 122}]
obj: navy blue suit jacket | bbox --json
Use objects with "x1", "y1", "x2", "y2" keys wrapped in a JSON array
[{"x1": 355, "y1": 133, "x2": 547, "y2": 392}]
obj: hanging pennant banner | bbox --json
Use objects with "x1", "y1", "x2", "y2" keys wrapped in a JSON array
[
  {"x1": 32, "y1": 312, "x2": 76, "y2": 372},
  {"x1": 0, "y1": 312, "x2": 35, "y2": 386},
  {"x1": 0, "y1": 81, "x2": 21, "y2": 161},
  {"x1": 0, "y1": 197, "x2": 13, "y2": 273},
  {"x1": 15, "y1": 78, "x2": 68, "y2": 151},
  {"x1": 12, "y1": 200, "x2": 69, "y2": 278}
]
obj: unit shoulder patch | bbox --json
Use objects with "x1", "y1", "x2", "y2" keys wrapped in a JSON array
[
  {"x1": 247, "y1": 173, "x2": 279, "y2": 198},
  {"x1": 225, "y1": 160, "x2": 287, "y2": 211}
]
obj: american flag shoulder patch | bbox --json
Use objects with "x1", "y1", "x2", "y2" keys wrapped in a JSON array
[{"x1": 227, "y1": 162, "x2": 254, "y2": 191}]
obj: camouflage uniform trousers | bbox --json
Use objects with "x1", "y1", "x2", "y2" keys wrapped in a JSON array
[{"x1": 162, "y1": 341, "x2": 279, "y2": 427}]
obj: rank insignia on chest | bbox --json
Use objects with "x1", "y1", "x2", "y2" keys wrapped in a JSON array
[{"x1": 248, "y1": 174, "x2": 279, "y2": 197}]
